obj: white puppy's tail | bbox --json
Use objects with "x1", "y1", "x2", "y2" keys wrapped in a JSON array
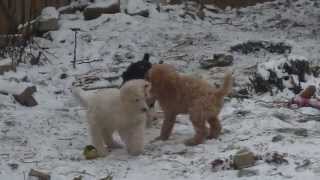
[{"x1": 72, "y1": 87, "x2": 89, "y2": 107}]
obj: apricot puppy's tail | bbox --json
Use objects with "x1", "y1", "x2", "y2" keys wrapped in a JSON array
[{"x1": 216, "y1": 71, "x2": 233, "y2": 97}]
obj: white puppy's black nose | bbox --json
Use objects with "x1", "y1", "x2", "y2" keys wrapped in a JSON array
[{"x1": 141, "y1": 108, "x2": 148, "y2": 112}]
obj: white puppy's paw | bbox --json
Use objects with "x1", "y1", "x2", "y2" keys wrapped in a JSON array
[
  {"x1": 128, "y1": 149, "x2": 143, "y2": 156},
  {"x1": 109, "y1": 141, "x2": 123, "y2": 149},
  {"x1": 97, "y1": 150, "x2": 108, "y2": 157},
  {"x1": 96, "y1": 147, "x2": 108, "y2": 157}
]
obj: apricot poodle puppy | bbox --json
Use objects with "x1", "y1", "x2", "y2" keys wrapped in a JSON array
[{"x1": 147, "y1": 64, "x2": 232, "y2": 146}]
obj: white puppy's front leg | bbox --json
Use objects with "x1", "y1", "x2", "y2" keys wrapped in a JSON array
[
  {"x1": 120, "y1": 122, "x2": 145, "y2": 156},
  {"x1": 88, "y1": 117, "x2": 108, "y2": 157}
]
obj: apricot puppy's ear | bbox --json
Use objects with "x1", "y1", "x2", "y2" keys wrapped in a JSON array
[
  {"x1": 144, "y1": 69, "x2": 151, "y2": 81},
  {"x1": 144, "y1": 82, "x2": 152, "y2": 99}
]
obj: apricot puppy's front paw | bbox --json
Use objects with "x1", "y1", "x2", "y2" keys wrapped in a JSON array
[
  {"x1": 184, "y1": 138, "x2": 202, "y2": 146},
  {"x1": 207, "y1": 131, "x2": 221, "y2": 140},
  {"x1": 150, "y1": 136, "x2": 168, "y2": 143}
]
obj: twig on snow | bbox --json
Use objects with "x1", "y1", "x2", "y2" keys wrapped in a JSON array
[
  {"x1": 82, "y1": 85, "x2": 120, "y2": 91},
  {"x1": 76, "y1": 58, "x2": 103, "y2": 64},
  {"x1": 64, "y1": 170, "x2": 95, "y2": 177}
]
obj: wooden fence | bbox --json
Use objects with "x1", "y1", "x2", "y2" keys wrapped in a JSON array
[{"x1": 0, "y1": 0, "x2": 71, "y2": 34}]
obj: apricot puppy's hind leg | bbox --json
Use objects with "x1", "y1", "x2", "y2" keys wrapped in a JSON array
[
  {"x1": 184, "y1": 111, "x2": 207, "y2": 146},
  {"x1": 207, "y1": 116, "x2": 221, "y2": 139}
]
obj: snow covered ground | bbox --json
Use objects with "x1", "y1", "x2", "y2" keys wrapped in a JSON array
[{"x1": 1, "y1": 0, "x2": 320, "y2": 179}]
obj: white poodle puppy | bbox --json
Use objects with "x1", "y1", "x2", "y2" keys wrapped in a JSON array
[{"x1": 73, "y1": 79, "x2": 150, "y2": 157}]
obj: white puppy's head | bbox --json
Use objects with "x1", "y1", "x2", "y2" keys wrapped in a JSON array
[{"x1": 120, "y1": 79, "x2": 150, "y2": 113}]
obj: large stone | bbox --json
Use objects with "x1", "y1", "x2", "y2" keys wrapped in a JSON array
[
  {"x1": 272, "y1": 134, "x2": 285, "y2": 142},
  {"x1": 37, "y1": 7, "x2": 59, "y2": 33},
  {"x1": 84, "y1": 0, "x2": 120, "y2": 20},
  {"x1": 13, "y1": 86, "x2": 38, "y2": 107},
  {"x1": 199, "y1": 54, "x2": 233, "y2": 69},
  {"x1": 233, "y1": 149, "x2": 256, "y2": 169}
]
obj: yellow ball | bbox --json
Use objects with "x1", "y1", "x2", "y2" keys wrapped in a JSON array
[{"x1": 83, "y1": 145, "x2": 99, "y2": 160}]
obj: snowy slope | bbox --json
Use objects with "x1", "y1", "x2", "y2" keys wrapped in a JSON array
[{"x1": 1, "y1": 0, "x2": 320, "y2": 179}]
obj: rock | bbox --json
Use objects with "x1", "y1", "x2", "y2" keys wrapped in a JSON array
[
  {"x1": 30, "y1": 52, "x2": 42, "y2": 65},
  {"x1": 211, "y1": 158, "x2": 232, "y2": 172},
  {"x1": 272, "y1": 112, "x2": 290, "y2": 121},
  {"x1": 28, "y1": 169, "x2": 50, "y2": 180},
  {"x1": 21, "y1": 76, "x2": 30, "y2": 82},
  {"x1": 235, "y1": 110, "x2": 250, "y2": 116},
  {"x1": 4, "y1": 120, "x2": 15, "y2": 127},
  {"x1": 199, "y1": 54, "x2": 233, "y2": 69},
  {"x1": 264, "y1": 152, "x2": 288, "y2": 165},
  {"x1": 0, "y1": 58, "x2": 16, "y2": 75},
  {"x1": 73, "y1": 176, "x2": 83, "y2": 180},
  {"x1": 233, "y1": 149, "x2": 256, "y2": 169},
  {"x1": 295, "y1": 159, "x2": 311, "y2": 172},
  {"x1": 276, "y1": 128, "x2": 308, "y2": 137},
  {"x1": 13, "y1": 86, "x2": 38, "y2": 107},
  {"x1": 238, "y1": 88, "x2": 249, "y2": 96},
  {"x1": 8, "y1": 163, "x2": 19, "y2": 170},
  {"x1": 37, "y1": 7, "x2": 59, "y2": 33},
  {"x1": 125, "y1": 52, "x2": 135, "y2": 59},
  {"x1": 60, "y1": 73, "x2": 68, "y2": 79},
  {"x1": 100, "y1": 174, "x2": 113, "y2": 180},
  {"x1": 126, "y1": 0, "x2": 149, "y2": 17},
  {"x1": 237, "y1": 169, "x2": 259, "y2": 177},
  {"x1": 272, "y1": 135, "x2": 285, "y2": 142},
  {"x1": 83, "y1": 0, "x2": 120, "y2": 20},
  {"x1": 294, "y1": 128, "x2": 308, "y2": 137},
  {"x1": 112, "y1": 52, "x2": 125, "y2": 63}
]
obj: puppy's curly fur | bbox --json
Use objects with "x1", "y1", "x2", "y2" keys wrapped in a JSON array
[
  {"x1": 147, "y1": 64, "x2": 233, "y2": 146},
  {"x1": 73, "y1": 80, "x2": 150, "y2": 156}
]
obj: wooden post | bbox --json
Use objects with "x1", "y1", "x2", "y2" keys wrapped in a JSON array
[{"x1": 71, "y1": 28, "x2": 80, "y2": 69}]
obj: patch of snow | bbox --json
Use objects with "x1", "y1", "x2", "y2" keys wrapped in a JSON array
[
  {"x1": 40, "y1": 7, "x2": 59, "y2": 21},
  {"x1": 127, "y1": 0, "x2": 148, "y2": 14},
  {"x1": 0, "y1": 58, "x2": 12, "y2": 66},
  {"x1": 88, "y1": 0, "x2": 118, "y2": 8}
]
